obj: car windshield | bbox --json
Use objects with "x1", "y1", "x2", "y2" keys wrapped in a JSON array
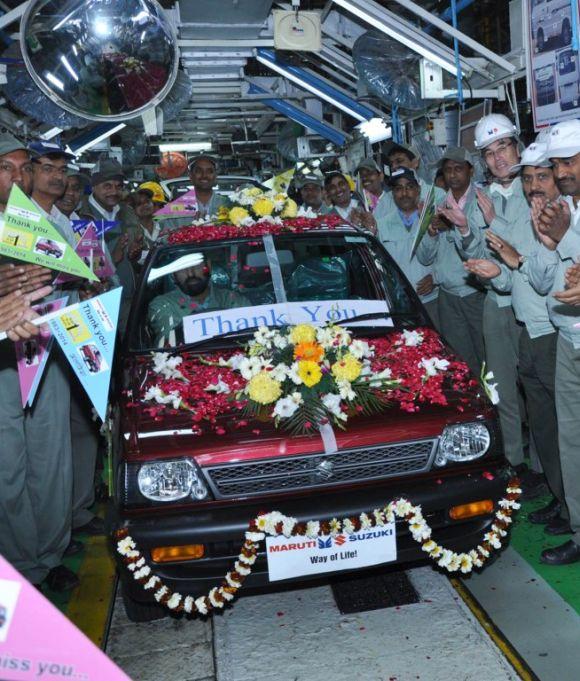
[{"x1": 129, "y1": 231, "x2": 423, "y2": 351}]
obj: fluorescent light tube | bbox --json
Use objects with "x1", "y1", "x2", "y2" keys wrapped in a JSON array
[
  {"x1": 256, "y1": 54, "x2": 367, "y2": 122},
  {"x1": 332, "y1": 0, "x2": 462, "y2": 77},
  {"x1": 157, "y1": 142, "x2": 212, "y2": 152},
  {"x1": 67, "y1": 123, "x2": 126, "y2": 156},
  {"x1": 356, "y1": 117, "x2": 392, "y2": 143}
]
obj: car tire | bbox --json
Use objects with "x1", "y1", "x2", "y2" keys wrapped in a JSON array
[
  {"x1": 121, "y1": 581, "x2": 168, "y2": 622},
  {"x1": 537, "y1": 29, "x2": 544, "y2": 52},
  {"x1": 562, "y1": 21, "x2": 571, "y2": 46}
]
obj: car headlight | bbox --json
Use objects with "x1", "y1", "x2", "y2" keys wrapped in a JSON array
[
  {"x1": 435, "y1": 423, "x2": 491, "y2": 466},
  {"x1": 137, "y1": 459, "x2": 209, "y2": 502}
]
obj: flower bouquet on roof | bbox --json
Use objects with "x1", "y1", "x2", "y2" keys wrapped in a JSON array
[
  {"x1": 217, "y1": 187, "x2": 299, "y2": 227},
  {"x1": 224, "y1": 323, "x2": 399, "y2": 435}
]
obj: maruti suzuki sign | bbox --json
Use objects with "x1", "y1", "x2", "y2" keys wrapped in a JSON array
[{"x1": 265, "y1": 525, "x2": 397, "y2": 582}]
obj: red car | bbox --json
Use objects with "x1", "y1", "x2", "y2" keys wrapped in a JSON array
[
  {"x1": 80, "y1": 344, "x2": 102, "y2": 373},
  {"x1": 111, "y1": 226, "x2": 508, "y2": 621},
  {"x1": 35, "y1": 239, "x2": 63, "y2": 258}
]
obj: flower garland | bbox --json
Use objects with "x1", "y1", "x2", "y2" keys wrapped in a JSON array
[
  {"x1": 167, "y1": 213, "x2": 345, "y2": 245},
  {"x1": 116, "y1": 479, "x2": 521, "y2": 616},
  {"x1": 138, "y1": 326, "x2": 480, "y2": 437}
]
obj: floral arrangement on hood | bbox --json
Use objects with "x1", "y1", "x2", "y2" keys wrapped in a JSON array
[
  {"x1": 139, "y1": 326, "x2": 480, "y2": 436},
  {"x1": 217, "y1": 187, "x2": 299, "y2": 227}
]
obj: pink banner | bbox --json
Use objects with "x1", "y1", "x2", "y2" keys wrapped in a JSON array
[
  {"x1": 0, "y1": 554, "x2": 129, "y2": 680},
  {"x1": 154, "y1": 188, "x2": 198, "y2": 218},
  {"x1": 14, "y1": 297, "x2": 68, "y2": 408},
  {"x1": 54, "y1": 223, "x2": 114, "y2": 284}
]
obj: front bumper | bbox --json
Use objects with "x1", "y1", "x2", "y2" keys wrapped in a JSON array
[{"x1": 111, "y1": 464, "x2": 512, "y2": 602}]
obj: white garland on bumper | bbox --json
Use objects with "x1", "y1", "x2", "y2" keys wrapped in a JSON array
[{"x1": 116, "y1": 480, "x2": 521, "y2": 616}]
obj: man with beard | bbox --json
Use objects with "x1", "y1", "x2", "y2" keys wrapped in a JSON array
[
  {"x1": 416, "y1": 148, "x2": 486, "y2": 374},
  {"x1": 296, "y1": 175, "x2": 327, "y2": 214},
  {"x1": 452, "y1": 114, "x2": 545, "y2": 497},
  {"x1": 0, "y1": 138, "x2": 80, "y2": 592},
  {"x1": 526, "y1": 120, "x2": 580, "y2": 564},
  {"x1": 148, "y1": 256, "x2": 248, "y2": 345},
  {"x1": 463, "y1": 142, "x2": 567, "y2": 543}
]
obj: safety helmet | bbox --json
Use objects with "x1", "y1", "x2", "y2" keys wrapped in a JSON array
[
  {"x1": 138, "y1": 181, "x2": 166, "y2": 204},
  {"x1": 474, "y1": 114, "x2": 519, "y2": 150}
]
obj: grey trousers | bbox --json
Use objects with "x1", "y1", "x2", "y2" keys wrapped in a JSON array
[
  {"x1": 71, "y1": 383, "x2": 100, "y2": 528},
  {"x1": 438, "y1": 289, "x2": 485, "y2": 375},
  {"x1": 519, "y1": 329, "x2": 566, "y2": 515},
  {"x1": 423, "y1": 298, "x2": 441, "y2": 332},
  {"x1": 482, "y1": 297, "x2": 524, "y2": 466},
  {"x1": 555, "y1": 336, "x2": 580, "y2": 546},
  {"x1": 0, "y1": 350, "x2": 72, "y2": 583}
]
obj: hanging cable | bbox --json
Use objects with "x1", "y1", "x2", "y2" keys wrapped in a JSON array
[{"x1": 450, "y1": 0, "x2": 464, "y2": 108}]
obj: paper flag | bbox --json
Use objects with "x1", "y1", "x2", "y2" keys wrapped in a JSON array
[
  {"x1": 0, "y1": 185, "x2": 98, "y2": 281},
  {"x1": 72, "y1": 219, "x2": 118, "y2": 239},
  {"x1": 410, "y1": 183, "x2": 436, "y2": 258},
  {"x1": 0, "y1": 553, "x2": 130, "y2": 680},
  {"x1": 48, "y1": 288, "x2": 122, "y2": 420},
  {"x1": 13, "y1": 296, "x2": 68, "y2": 408},
  {"x1": 263, "y1": 167, "x2": 295, "y2": 193},
  {"x1": 54, "y1": 223, "x2": 115, "y2": 284},
  {"x1": 154, "y1": 188, "x2": 198, "y2": 219}
]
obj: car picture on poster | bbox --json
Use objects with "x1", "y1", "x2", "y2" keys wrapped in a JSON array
[{"x1": 529, "y1": 0, "x2": 580, "y2": 128}]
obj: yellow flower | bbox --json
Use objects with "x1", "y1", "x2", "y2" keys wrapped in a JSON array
[
  {"x1": 290, "y1": 324, "x2": 316, "y2": 344},
  {"x1": 274, "y1": 193, "x2": 286, "y2": 203},
  {"x1": 245, "y1": 187, "x2": 263, "y2": 197},
  {"x1": 252, "y1": 197, "x2": 275, "y2": 217},
  {"x1": 298, "y1": 360, "x2": 322, "y2": 388},
  {"x1": 229, "y1": 206, "x2": 250, "y2": 226},
  {"x1": 281, "y1": 198, "x2": 298, "y2": 218},
  {"x1": 331, "y1": 353, "x2": 362, "y2": 382},
  {"x1": 247, "y1": 371, "x2": 282, "y2": 405},
  {"x1": 217, "y1": 205, "x2": 230, "y2": 221}
]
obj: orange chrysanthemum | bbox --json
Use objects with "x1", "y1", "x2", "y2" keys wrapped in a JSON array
[{"x1": 293, "y1": 341, "x2": 324, "y2": 362}]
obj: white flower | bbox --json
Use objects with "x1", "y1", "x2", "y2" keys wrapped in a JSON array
[
  {"x1": 459, "y1": 554, "x2": 473, "y2": 574},
  {"x1": 482, "y1": 371, "x2": 500, "y2": 404},
  {"x1": 373, "y1": 509, "x2": 386, "y2": 526},
  {"x1": 273, "y1": 395, "x2": 300, "y2": 419},
  {"x1": 238, "y1": 356, "x2": 270, "y2": 380},
  {"x1": 226, "y1": 353, "x2": 246, "y2": 371},
  {"x1": 316, "y1": 326, "x2": 336, "y2": 349},
  {"x1": 394, "y1": 499, "x2": 413, "y2": 517},
  {"x1": 343, "y1": 518, "x2": 355, "y2": 534},
  {"x1": 288, "y1": 362, "x2": 303, "y2": 385},
  {"x1": 447, "y1": 554, "x2": 461, "y2": 572},
  {"x1": 234, "y1": 561, "x2": 252, "y2": 576},
  {"x1": 143, "y1": 576, "x2": 160, "y2": 590},
  {"x1": 209, "y1": 587, "x2": 224, "y2": 608},
  {"x1": 154, "y1": 586, "x2": 169, "y2": 602},
  {"x1": 152, "y1": 352, "x2": 183, "y2": 379},
  {"x1": 368, "y1": 368, "x2": 396, "y2": 388},
  {"x1": 359, "y1": 512, "x2": 372, "y2": 529},
  {"x1": 437, "y1": 549, "x2": 454, "y2": 568},
  {"x1": 240, "y1": 216, "x2": 256, "y2": 227},
  {"x1": 270, "y1": 363, "x2": 289, "y2": 383},
  {"x1": 253, "y1": 326, "x2": 275, "y2": 345},
  {"x1": 117, "y1": 537, "x2": 136, "y2": 554},
  {"x1": 422, "y1": 539, "x2": 438, "y2": 554},
  {"x1": 220, "y1": 588, "x2": 235, "y2": 602},
  {"x1": 225, "y1": 572, "x2": 242, "y2": 588},
  {"x1": 183, "y1": 596, "x2": 194, "y2": 613},
  {"x1": 297, "y1": 205, "x2": 318, "y2": 218},
  {"x1": 401, "y1": 329, "x2": 423, "y2": 347},
  {"x1": 322, "y1": 393, "x2": 346, "y2": 421},
  {"x1": 238, "y1": 551, "x2": 257, "y2": 566},
  {"x1": 245, "y1": 531, "x2": 265, "y2": 542},
  {"x1": 329, "y1": 518, "x2": 342, "y2": 536},
  {"x1": 134, "y1": 566, "x2": 151, "y2": 580},
  {"x1": 350, "y1": 339, "x2": 373, "y2": 359},
  {"x1": 195, "y1": 596, "x2": 208, "y2": 615},
  {"x1": 483, "y1": 532, "x2": 502, "y2": 549},
  {"x1": 167, "y1": 593, "x2": 182, "y2": 610},
  {"x1": 419, "y1": 357, "x2": 450, "y2": 377},
  {"x1": 205, "y1": 376, "x2": 230, "y2": 394},
  {"x1": 337, "y1": 379, "x2": 356, "y2": 401},
  {"x1": 272, "y1": 333, "x2": 289, "y2": 349},
  {"x1": 128, "y1": 557, "x2": 145, "y2": 571},
  {"x1": 282, "y1": 516, "x2": 297, "y2": 537},
  {"x1": 305, "y1": 520, "x2": 320, "y2": 538}
]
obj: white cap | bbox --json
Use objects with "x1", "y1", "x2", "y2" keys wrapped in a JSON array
[
  {"x1": 510, "y1": 142, "x2": 552, "y2": 172},
  {"x1": 474, "y1": 113, "x2": 519, "y2": 150},
  {"x1": 543, "y1": 119, "x2": 580, "y2": 160}
]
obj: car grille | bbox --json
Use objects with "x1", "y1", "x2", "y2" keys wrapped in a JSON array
[{"x1": 203, "y1": 438, "x2": 438, "y2": 499}]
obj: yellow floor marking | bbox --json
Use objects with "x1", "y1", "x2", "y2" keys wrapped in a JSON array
[
  {"x1": 450, "y1": 577, "x2": 539, "y2": 681},
  {"x1": 65, "y1": 534, "x2": 117, "y2": 649}
]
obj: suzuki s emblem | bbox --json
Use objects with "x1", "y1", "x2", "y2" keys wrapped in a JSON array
[{"x1": 315, "y1": 459, "x2": 335, "y2": 480}]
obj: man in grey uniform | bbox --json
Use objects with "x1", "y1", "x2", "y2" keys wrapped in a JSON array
[
  {"x1": 464, "y1": 141, "x2": 567, "y2": 541},
  {"x1": 452, "y1": 114, "x2": 543, "y2": 496},
  {"x1": 526, "y1": 120, "x2": 580, "y2": 565},
  {"x1": 0, "y1": 136, "x2": 79, "y2": 591},
  {"x1": 416, "y1": 148, "x2": 486, "y2": 374}
]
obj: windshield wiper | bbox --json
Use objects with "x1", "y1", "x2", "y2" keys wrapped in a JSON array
[
  {"x1": 341, "y1": 311, "x2": 420, "y2": 324},
  {"x1": 180, "y1": 325, "x2": 266, "y2": 349}
]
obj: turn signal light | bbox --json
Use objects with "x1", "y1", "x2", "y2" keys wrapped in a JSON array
[
  {"x1": 449, "y1": 500, "x2": 494, "y2": 520},
  {"x1": 151, "y1": 544, "x2": 205, "y2": 563}
]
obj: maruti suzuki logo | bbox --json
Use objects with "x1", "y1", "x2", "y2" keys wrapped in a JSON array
[
  {"x1": 318, "y1": 537, "x2": 332, "y2": 549},
  {"x1": 334, "y1": 534, "x2": 347, "y2": 546},
  {"x1": 314, "y1": 459, "x2": 335, "y2": 480}
]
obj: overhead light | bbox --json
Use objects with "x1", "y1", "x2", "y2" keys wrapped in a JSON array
[
  {"x1": 356, "y1": 117, "x2": 392, "y2": 143},
  {"x1": 40, "y1": 127, "x2": 63, "y2": 141},
  {"x1": 332, "y1": 0, "x2": 462, "y2": 77},
  {"x1": 255, "y1": 53, "x2": 368, "y2": 122},
  {"x1": 67, "y1": 123, "x2": 126, "y2": 156},
  {"x1": 45, "y1": 72, "x2": 64, "y2": 91},
  {"x1": 60, "y1": 55, "x2": 79, "y2": 82},
  {"x1": 158, "y1": 142, "x2": 212, "y2": 153}
]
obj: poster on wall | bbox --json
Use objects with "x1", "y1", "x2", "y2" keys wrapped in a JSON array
[{"x1": 528, "y1": 0, "x2": 580, "y2": 129}]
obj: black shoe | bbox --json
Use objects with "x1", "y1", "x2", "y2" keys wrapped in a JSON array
[
  {"x1": 519, "y1": 470, "x2": 548, "y2": 500},
  {"x1": 528, "y1": 499, "x2": 561, "y2": 525},
  {"x1": 544, "y1": 516, "x2": 572, "y2": 536},
  {"x1": 540, "y1": 540, "x2": 580, "y2": 565},
  {"x1": 64, "y1": 539, "x2": 84, "y2": 557},
  {"x1": 43, "y1": 565, "x2": 80, "y2": 592},
  {"x1": 73, "y1": 516, "x2": 105, "y2": 536}
]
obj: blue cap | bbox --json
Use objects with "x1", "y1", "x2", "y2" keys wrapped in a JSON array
[{"x1": 28, "y1": 140, "x2": 75, "y2": 160}]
